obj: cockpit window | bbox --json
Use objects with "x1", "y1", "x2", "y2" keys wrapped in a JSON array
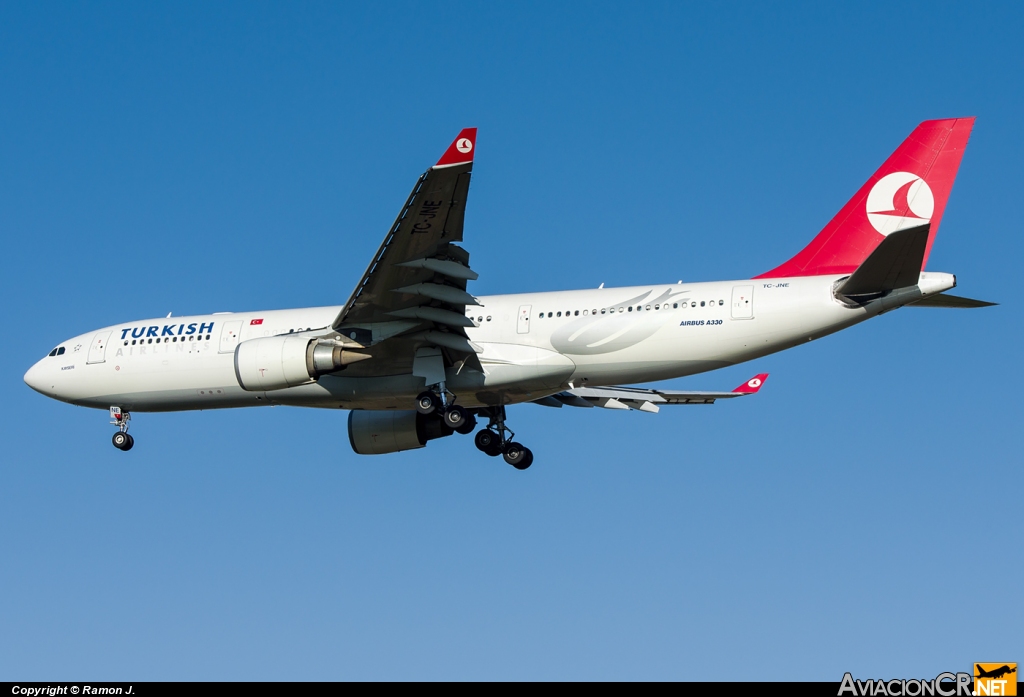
[
  {"x1": 48, "y1": 348, "x2": 58, "y2": 357},
  {"x1": 57, "y1": 347, "x2": 65, "y2": 355}
]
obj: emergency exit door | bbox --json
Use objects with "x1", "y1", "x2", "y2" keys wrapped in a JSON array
[
  {"x1": 731, "y1": 285, "x2": 754, "y2": 319},
  {"x1": 517, "y1": 305, "x2": 532, "y2": 334}
]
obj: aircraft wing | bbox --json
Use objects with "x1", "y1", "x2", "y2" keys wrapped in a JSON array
[
  {"x1": 327, "y1": 129, "x2": 487, "y2": 372},
  {"x1": 533, "y1": 374, "x2": 769, "y2": 413},
  {"x1": 331, "y1": 129, "x2": 481, "y2": 358}
]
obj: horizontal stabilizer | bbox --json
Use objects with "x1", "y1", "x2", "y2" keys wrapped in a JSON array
[
  {"x1": 835, "y1": 223, "x2": 929, "y2": 299},
  {"x1": 909, "y1": 293, "x2": 997, "y2": 308}
]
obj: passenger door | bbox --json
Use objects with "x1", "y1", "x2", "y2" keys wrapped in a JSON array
[
  {"x1": 87, "y1": 331, "x2": 112, "y2": 364},
  {"x1": 517, "y1": 305, "x2": 532, "y2": 334},
  {"x1": 218, "y1": 320, "x2": 244, "y2": 353},
  {"x1": 731, "y1": 285, "x2": 754, "y2": 319}
]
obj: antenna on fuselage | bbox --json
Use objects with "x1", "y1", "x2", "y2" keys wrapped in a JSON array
[
  {"x1": 598, "y1": 283, "x2": 604, "y2": 289},
  {"x1": 167, "y1": 312, "x2": 172, "y2": 318}
]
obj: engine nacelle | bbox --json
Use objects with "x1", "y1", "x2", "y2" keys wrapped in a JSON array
[
  {"x1": 348, "y1": 410, "x2": 453, "y2": 455},
  {"x1": 234, "y1": 336, "x2": 367, "y2": 392}
]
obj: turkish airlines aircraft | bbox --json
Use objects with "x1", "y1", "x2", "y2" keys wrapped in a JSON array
[{"x1": 24, "y1": 119, "x2": 993, "y2": 469}]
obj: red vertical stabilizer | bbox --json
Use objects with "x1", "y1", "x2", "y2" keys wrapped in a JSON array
[{"x1": 756, "y1": 118, "x2": 974, "y2": 278}]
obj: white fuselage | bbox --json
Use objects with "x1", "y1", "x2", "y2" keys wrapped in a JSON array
[{"x1": 23, "y1": 273, "x2": 956, "y2": 412}]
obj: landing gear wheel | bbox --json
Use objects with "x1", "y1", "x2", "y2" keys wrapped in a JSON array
[
  {"x1": 416, "y1": 391, "x2": 440, "y2": 415},
  {"x1": 112, "y1": 432, "x2": 130, "y2": 450},
  {"x1": 502, "y1": 442, "x2": 533, "y2": 469},
  {"x1": 475, "y1": 429, "x2": 502, "y2": 456},
  {"x1": 443, "y1": 405, "x2": 469, "y2": 430},
  {"x1": 123, "y1": 434, "x2": 134, "y2": 451},
  {"x1": 455, "y1": 413, "x2": 477, "y2": 435}
]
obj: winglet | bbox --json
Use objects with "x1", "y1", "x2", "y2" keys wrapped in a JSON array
[
  {"x1": 434, "y1": 128, "x2": 477, "y2": 168},
  {"x1": 733, "y1": 373, "x2": 768, "y2": 394}
]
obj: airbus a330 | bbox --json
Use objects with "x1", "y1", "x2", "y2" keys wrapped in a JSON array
[{"x1": 24, "y1": 119, "x2": 993, "y2": 469}]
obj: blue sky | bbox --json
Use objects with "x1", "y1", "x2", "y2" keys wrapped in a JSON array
[{"x1": 1, "y1": 1, "x2": 1021, "y2": 680}]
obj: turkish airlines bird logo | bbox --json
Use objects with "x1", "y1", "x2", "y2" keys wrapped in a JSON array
[
  {"x1": 456, "y1": 138, "x2": 473, "y2": 154},
  {"x1": 866, "y1": 171, "x2": 934, "y2": 236}
]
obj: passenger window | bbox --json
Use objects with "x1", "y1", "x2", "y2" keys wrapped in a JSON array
[
  {"x1": 627, "y1": 306, "x2": 633, "y2": 312},
  {"x1": 486, "y1": 316, "x2": 492, "y2": 322},
  {"x1": 672, "y1": 303, "x2": 678, "y2": 309},
  {"x1": 557, "y1": 311, "x2": 562, "y2": 317},
  {"x1": 719, "y1": 300, "x2": 724, "y2": 306},
  {"x1": 592, "y1": 309, "x2": 597, "y2": 315},
  {"x1": 654, "y1": 304, "x2": 659, "y2": 310},
  {"x1": 700, "y1": 301, "x2": 704, "y2": 307},
  {"x1": 574, "y1": 310, "x2": 579, "y2": 316},
  {"x1": 645, "y1": 305, "x2": 651, "y2": 310},
  {"x1": 691, "y1": 302, "x2": 696, "y2": 307},
  {"x1": 583, "y1": 310, "x2": 588, "y2": 316}
]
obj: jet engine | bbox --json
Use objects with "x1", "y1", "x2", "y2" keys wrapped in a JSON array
[
  {"x1": 348, "y1": 409, "x2": 453, "y2": 455},
  {"x1": 234, "y1": 336, "x2": 368, "y2": 392}
]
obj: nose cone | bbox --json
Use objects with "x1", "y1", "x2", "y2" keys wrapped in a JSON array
[{"x1": 24, "y1": 359, "x2": 50, "y2": 395}]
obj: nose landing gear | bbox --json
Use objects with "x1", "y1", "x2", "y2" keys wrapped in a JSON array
[{"x1": 110, "y1": 407, "x2": 134, "y2": 451}]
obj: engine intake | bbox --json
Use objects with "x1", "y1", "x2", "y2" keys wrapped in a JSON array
[
  {"x1": 234, "y1": 336, "x2": 368, "y2": 392},
  {"x1": 348, "y1": 410, "x2": 453, "y2": 455}
]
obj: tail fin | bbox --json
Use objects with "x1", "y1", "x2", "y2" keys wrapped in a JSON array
[{"x1": 757, "y1": 118, "x2": 974, "y2": 279}]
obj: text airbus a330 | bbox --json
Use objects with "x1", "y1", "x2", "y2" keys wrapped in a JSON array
[{"x1": 24, "y1": 120, "x2": 993, "y2": 469}]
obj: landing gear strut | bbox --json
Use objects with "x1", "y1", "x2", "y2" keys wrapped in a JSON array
[
  {"x1": 474, "y1": 406, "x2": 533, "y2": 469},
  {"x1": 110, "y1": 407, "x2": 134, "y2": 451}
]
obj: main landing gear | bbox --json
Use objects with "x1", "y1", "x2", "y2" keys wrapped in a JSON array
[
  {"x1": 415, "y1": 390, "x2": 477, "y2": 434},
  {"x1": 110, "y1": 406, "x2": 134, "y2": 451},
  {"x1": 474, "y1": 406, "x2": 534, "y2": 470},
  {"x1": 415, "y1": 390, "x2": 533, "y2": 469}
]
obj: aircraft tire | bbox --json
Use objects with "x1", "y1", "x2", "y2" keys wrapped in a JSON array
[
  {"x1": 444, "y1": 405, "x2": 469, "y2": 430},
  {"x1": 475, "y1": 429, "x2": 501, "y2": 456},
  {"x1": 123, "y1": 434, "x2": 134, "y2": 451},
  {"x1": 502, "y1": 442, "x2": 532, "y2": 469},
  {"x1": 416, "y1": 391, "x2": 439, "y2": 415},
  {"x1": 112, "y1": 432, "x2": 129, "y2": 450},
  {"x1": 455, "y1": 414, "x2": 477, "y2": 435}
]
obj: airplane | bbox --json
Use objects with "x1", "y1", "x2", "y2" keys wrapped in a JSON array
[
  {"x1": 975, "y1": 665, "x2": 1016, "y2": 680},
  {"x1": 24, "y1": 119, "x2": 994, "y2": 469}
]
